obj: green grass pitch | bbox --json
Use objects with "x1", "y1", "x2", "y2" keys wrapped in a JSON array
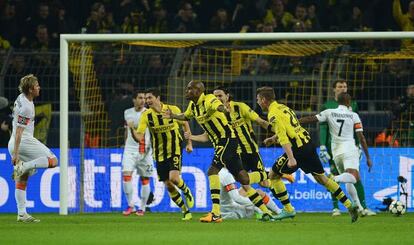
[{"x1": 0, "y1": 212, "x2": 412, "y2": 245}]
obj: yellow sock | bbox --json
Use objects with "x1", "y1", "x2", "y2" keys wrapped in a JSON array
[
  {"x1": 168, "y1": 189, "x2": 187, "y2": 212},
  {"x1": 176, "y1": 178, "x2": 190, "y2": 195},
  {"x1": 209, "y1": 174, "x2": 221, "y2": 215},
  {"x1": 246, "y1": 187, "x2": 271, "y2": 215},
  {"x1": 248, "y1": 171, "x2": 267, "y2": 185},
  {"x1": 270, "y1": 178, "x2": 294, "y2": 212},
  {"x1": 324, "y1": 177, "x2": 352, "y2": 208}
]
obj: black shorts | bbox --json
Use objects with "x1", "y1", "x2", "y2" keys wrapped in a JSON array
[
  {"x1": 212, "y1": 138, "x2": 244, "y2": 177},
  {"x1": 240, "y1": 152, "x2": 265, "y2": 173},
  {"x1": 272, "y1": 141, "x2": 324, "y2": 175},
  {"x1": 155, "y1": 155, "x2": 182, "y2": 181}
]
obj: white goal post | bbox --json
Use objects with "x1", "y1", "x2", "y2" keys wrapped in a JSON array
[{"x1": 59, "y1": 31, "x2": 414, "y2": 215}]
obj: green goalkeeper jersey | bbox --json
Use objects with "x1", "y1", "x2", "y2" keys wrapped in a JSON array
[{"x1": 319, "y1": 99, "x2": 359, "y2": 152}]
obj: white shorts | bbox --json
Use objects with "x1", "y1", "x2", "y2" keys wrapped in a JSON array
[
  {"x1": 333, "y1": 150, "x2": 359, "y2": 173},
  {"x1": 122, "y1": 150, "x2": 154, "y2": 177},
  {"x1": 221, "y1": 203, "x2": 255, "y2": 219},
  {"x1": 8, "y1": 136, "x2": 56, "y2": 177}
]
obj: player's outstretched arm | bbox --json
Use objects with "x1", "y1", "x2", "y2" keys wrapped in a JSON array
[
  {"x1": 184, "y1": 131, "x2": 209, "y2": 143},
  {"x1": 356, "y1": 131, "x2": 373, "y2": 172},
  {"x1": 298, "y1": 115, "x2": 318, "y2": 124},
  {"x1": 255, "y1": 117, "x2": 270, "y2": 129},
  {"x1": 163, "y1": 108, "x2": 187, "y2": 121}
]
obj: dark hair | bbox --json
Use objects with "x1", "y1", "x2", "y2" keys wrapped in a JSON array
[
  {"x1": 213, "y1": 86, "x2": 229, "y2": 94},
  {"x1": 145, "y1": 87, "x2": 161, "y2": 98},
  {"x1": 134, "y1": 90, "x2": 146, "y2": 98},
  {"x1": 333, "y1": 79, "x2": 347, "y2": 88},
  {"x1": 337, "y1": 92, "x2": 351, "y2": 105},
  {"x1": 213, "y1": 85, "x2": 233, "y2": 101},
  {"x1": 256, "y1": 86, "x2": 275, "y2": 101}
]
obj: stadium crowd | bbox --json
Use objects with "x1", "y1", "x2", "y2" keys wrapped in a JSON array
[{"x1": 0, "y1": 0, "x2": 407, "y2": 50}]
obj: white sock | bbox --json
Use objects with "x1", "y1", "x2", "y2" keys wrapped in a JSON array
[
  {"x1": 264, "y1": 195, "x2": 281, "y2": 214},
  {"x1": 15, "y1": 189, "x2": 26, "y2": 215},
  {"x1": 346, "y1": 183, "x2": 363, "y2": 210},
  {"x1": 334, "y1": 173, "x2": 356, "y2": 184},
  {"x1": 123, "y1": 180, "x2": 133, "y2": 208},
  {"x1": 22, "y1": 157, "x2": 49, "y2": 173},
  {"x1": 140, "y1": 183, "x2": 150, "y2": 211}
]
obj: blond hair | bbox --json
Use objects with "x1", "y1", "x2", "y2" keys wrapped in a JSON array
[
  {"x1": 18, "y1": 74, "x2": 38, "y2": 95},
  {"x1": 256, "y1": 86, "x2": 275, "y2": 101}
]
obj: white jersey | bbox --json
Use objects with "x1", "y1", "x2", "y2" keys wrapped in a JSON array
[
  {"x1": 11, "y1": 93, "x2": 35, "y2": 138},
  {"x1": 124, "y1": 107, "x2": 151, "y2": 152},
  {"x1": 219, "y1": 168, "x2": 237, "y2": 206},
  {"x1": 316, "y1": 105, "x2": 363, "y2": 157}
]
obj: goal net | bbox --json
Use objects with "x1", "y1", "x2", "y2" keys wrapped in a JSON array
[{"x1": 59, "y1": 33, "x2": 414, "y2": 214}]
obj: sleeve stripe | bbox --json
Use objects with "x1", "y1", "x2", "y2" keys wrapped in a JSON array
[
  {"x1": 224, "y1": 183, "x2": 236, "y2": 192},
  {"x1": 354, "y1": 123, "x2": 362, "y2": 129}
]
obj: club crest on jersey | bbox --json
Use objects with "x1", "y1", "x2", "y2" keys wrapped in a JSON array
[{"x1": 17, "y1": 115, "x2": 30, "y2": 125}]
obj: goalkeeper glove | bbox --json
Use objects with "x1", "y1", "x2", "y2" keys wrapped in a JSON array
[{"x1": 319, "y1": 145, "x2": 331, "y2": 163}]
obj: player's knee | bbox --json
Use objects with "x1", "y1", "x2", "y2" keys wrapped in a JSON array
[
  {"x1": 207, "y1": 166, "x2": 219, "y2": 176},
  {"x1": 165, "y1": 181, "x2": 175, "y2": 191},
  {"x1": 140, "y1": 177, "x2": 150, "y2": 185},
  {"x1": 123, "y1": 175, "x2": 132, "y2": 182},
  {"x1": 236, "y1": 171, "x2": 250, "y2": 185},
  {"x1": 48, "y1": 157, "x2": 58, "y2": 168},
  {"x1": 16, "y1": 182, "x2": 27, "y2": 190},
  {"x1": 313, "y1": 174, "x2": 326, "y2": 185}
]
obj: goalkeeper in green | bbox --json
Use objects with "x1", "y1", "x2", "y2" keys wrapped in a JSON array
[{"x1": 320, "y1": 80, "x2": 376, "y2": 216}]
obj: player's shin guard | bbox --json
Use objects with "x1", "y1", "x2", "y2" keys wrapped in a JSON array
[
  {"x1": 346, "y1": 183, "x2": 363, "y2": 210},
  {"x1": 140, "y1": 179, "x2": 150, "y2": 211},
  {"x1": 354, "y1": 180, "x2": 367, "y2": 209},
  {"x1": 270, "y1": 178, "x2": 294, "y2": 212},
  {"x1": 122, "y1": 176, "x2": 133, "y2": 207},
  {"x1": 248, "y1": 171, "x2": 267, "y2": 185},
  {"x1": 168, "y1": 189, "x2": 188, "y2": 212},
  {"x1": 209, "y1": 175, "x2": 221, "y2": 215},
  {"x1": 15, "y1": 183, "x2": 27, "y2": 216},
  {"x1": 325, "y1": 178, "x2": 352, "y2": 208},
  {"x1": 263, "y1": 194, "x2": 281, "y2": 214},
  {"x1": 246, "y1": 188, "x2": 272, "y2": 215}
]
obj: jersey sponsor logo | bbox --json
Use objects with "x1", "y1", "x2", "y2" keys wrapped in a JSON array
[
  {"x1": 17, "y1": 115, "x2": 30, "y2": 125},
  {"x1": 151, "y1": 124, "x2": 176, "y2": 133},
  {"x1": 230, "y1": 118, "x2": 245, "y2": 128}
]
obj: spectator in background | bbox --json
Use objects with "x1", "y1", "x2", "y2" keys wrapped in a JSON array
[
  {"x1": 148, "y1": 6, "x2": 169, "y2": 33},
  {"x1": 209, "y1": 8, "x2": 232, "y2": 33},
  {"x1": 263, "y1": 0, "x2": 294, "y2": 32},
  {"x1": 292, "y1": 3, "x2": 313, "y2": 31},
  {"x1": 0, "y1": 96, "x2": 12, "y2": 147},
  {"x1": 28, "y1": 25, "x2": 53, "y2": 50},
  {"x1": 393, "y1": 0, "x2": 414, "y2": 47},
  {"x1": 0, "y1": 2, "x2": 23, "y2": 47},
  {"x1": 85, "y1": 2, "x2": 108, "y2": 33},
  {"x1": 54, "y1": 4, "x2": 77, "y2": 36},
  {"x1": 307, "y1": 4, "x2": 321, "y2": 31},
  {"x1": 122, "y1": 9, "x2": 147, "y2": 33},
  {"x1": 172, "y1": 2, "x2": 200, "y2": 33},
  {"x1": 24, "y1": 2, "x2": 56, "y2": 46}
]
